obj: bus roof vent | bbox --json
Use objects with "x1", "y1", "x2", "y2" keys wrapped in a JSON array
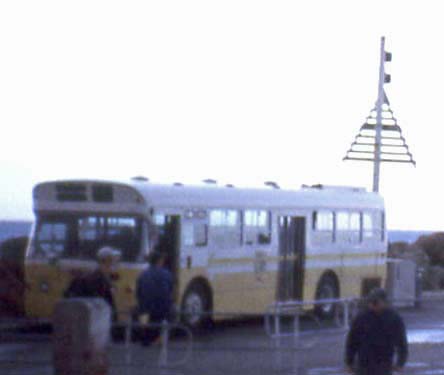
[
  {"x1": 173, "y1": 182, "x2": 183, "y2": 187},
  {"x1": 303, "y1": 184, "x2": 366, "y2": 193},
  {"x1": 203, "y1": 179, "x2": 217, "y2": 185},
  {"x1": 92, "y1": 184, "x2": 114, "y2": 203},
  {"x1": 264, "y1": 181, "x2": 280, "y2": 189},
  {"x1": 132, "y1": 176, "x2": 149, "y2": 182},
  {"x1": 56, "y1": 183, "x2": 87, "y2": 202},
  {"x1": 225, "y1": 184, "x2": 235, "y2": 188}
]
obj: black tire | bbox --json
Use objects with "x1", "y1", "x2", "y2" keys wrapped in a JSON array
[
  {"x1": 181, "y1": 283, "x2": 211, "y2": 329},
  {"x1": 315, "y1": 274, "x2": 339, "y2": 320}
]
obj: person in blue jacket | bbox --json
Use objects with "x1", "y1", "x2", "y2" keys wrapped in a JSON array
[
  {"x1": 136, "y1": 251, "x2": 173, "y2": 345},
  {"x1": 345, "y1": 288, "x2": 408, "y2": 375}
]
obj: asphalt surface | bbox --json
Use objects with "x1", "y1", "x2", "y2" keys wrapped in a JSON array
[{"x1": 2, "y1": 301, "x2": 444, "y2": 374}]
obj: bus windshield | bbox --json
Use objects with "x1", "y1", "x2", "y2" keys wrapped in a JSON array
[{"x1": 30, "y1": 214, "x2": 144, "y2": 262}]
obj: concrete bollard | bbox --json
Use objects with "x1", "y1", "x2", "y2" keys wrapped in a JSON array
[{"x1": 53, "y1": 298, "x2": 111, "y2": 375}]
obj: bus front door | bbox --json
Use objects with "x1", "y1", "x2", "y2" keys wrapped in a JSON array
[
  {"x1": 277, "y1": 216, "x2": 306, "y2": 301},
  {"x1": 154, "y1": 215, "x2": 181, "y2": 300}
]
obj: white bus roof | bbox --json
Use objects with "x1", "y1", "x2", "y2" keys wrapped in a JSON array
[{"x1": 33, "y1": 179, "x2": 385, "y2": 213}]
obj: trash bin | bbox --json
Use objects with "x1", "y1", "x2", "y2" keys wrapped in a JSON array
[{"x1": 386, "y1": 259, "x2": 417, "y2": 308}]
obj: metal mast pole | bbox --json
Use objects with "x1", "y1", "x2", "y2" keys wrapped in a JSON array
[
  {"x1": 372, "y1": 36, "x2": 386, "y2": 193},
  {"x1": 344, "y1": 37, "x2": 415, "y2": 183}
]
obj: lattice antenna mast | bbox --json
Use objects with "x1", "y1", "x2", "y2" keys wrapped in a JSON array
[{"x1": 343, "y1": 36, "x2": 415, "y2": 192}]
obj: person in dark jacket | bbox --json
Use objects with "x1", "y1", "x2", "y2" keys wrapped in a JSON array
[
  {"x1": 64, "y1": 246, "x2": 121, "y2": 321},
  {"x1": 345, "y1": 288, "x2": 408, "y2": 375},
  {"x1": 136, "y1": 251, "x2": 173, "y2": 345}
]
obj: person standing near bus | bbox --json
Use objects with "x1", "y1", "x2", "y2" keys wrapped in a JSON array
[
  {"x1": 136, "y1": 251, "x2": 173, "y2": 345},
  {"x1": 64, "y1": 246, "x2": 121, "y2": 320},
  {"x1": 345, "y1": 288, "x2": 408, "y2": 375}
]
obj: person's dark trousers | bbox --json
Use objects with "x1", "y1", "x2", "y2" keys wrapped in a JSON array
[
  {"x1": 141, "y1": 313, "x2": 167, "y2": 346},
  {"x1": 357, "y1": 362, "x2": 392, "y2": 375}
]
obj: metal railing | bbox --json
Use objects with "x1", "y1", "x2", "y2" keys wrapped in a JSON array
[
  {"x1": 265, "y1": 297, "x2": 358, "y2": 340},
  {"x1": 120, "y1": 316, "x2": 193, "y2": 368},
  {"x1": 116, "y1": 297, "x2": 360, "y2": 367}
]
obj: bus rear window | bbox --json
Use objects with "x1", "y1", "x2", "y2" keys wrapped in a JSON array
[{"x1": 31, "y1": 214, "x2": 143, "y2": 262}]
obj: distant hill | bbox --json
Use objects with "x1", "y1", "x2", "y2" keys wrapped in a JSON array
[
  {"x1": 0, "y1": 220, "x2": 32, "y2": 244},
  {"x1": 388, "y1": 230, "x2": 434, "y2": 244}
]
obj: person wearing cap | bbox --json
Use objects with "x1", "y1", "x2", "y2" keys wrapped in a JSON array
[
  {"x1": 64, "y1": 246, "x2": 121, "y2": 320},
  {"x1": 136, "y1": 251, "x2": 173, "y2": 345},
  {"x1": 345, "y1": 288, "x2": 408, "y2": 375}
]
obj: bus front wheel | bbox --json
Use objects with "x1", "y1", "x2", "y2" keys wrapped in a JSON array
[
  {"x1": 315, "y1": 274, "x2": 339, "y2": 320},
  {"x1": 181, "y1": 283, "x2": 211, "y2": 329}
]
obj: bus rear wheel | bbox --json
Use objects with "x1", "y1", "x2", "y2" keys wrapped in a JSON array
[
  {"x1": 315, "y1": 274, "x2": 339, "y2": 320},
  {"x1": 181, "y1": 283, "x2": 211, "y2": 329}
]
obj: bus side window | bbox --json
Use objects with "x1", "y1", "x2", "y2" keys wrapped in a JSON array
[
  {"x1": 362, "y1": 211, "x2": 384, "y2": 241},
  {"x1": 183, "y1": 221, "x2": 208, "y2": 247},
  {"x1": 194, "y1": 223, "x2": 208, "y2": 246},
  {"x1": 349, "y1": 212, "x2": 361, "y2": 243},
  {"x1": 363, "y1": 212, "x2": 374, "y2": 240},
  {"x1": 372, "y1": 211, "x2": 383, "y2": 241},
  {"x1": 226, "y1": 210, "x2": 241, "y2": 246},
  {"x1": 244, "y1": 210, "x2": 255, "y2": 245},
  {"x1": 336, "y1": 212, "x2": 349, "y2": 243},
  {"x1": 209, "y1": 209, "x2": 241, "y2": 248},
  {"x1": 312, "y1": 210, "x2": 334, "y2": 245},
  {"x1": 153, "y1": 213, "x2": 166, "y2": 226},
  {"x1": 257, "y1": 211, "x2": 271, "y2": 244},
  {"x1": 209, "y1": 210, "x2": 223, "y2": 248},
  {"x1": 243, "y1": 210, "x2": 271, "y2": 245}
]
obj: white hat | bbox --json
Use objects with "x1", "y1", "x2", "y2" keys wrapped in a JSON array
[{"x1": 97, "y1": 246, "x2": 121, "y2": 261}]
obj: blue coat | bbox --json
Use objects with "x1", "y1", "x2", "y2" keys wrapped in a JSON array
[{"x1": 136, "y1": 266, "x2": 173, "y2": 319}]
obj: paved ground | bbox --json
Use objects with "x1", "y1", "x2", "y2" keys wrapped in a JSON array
[{"x1": 3, "y1": 300, "x2": 444, "y2": 374}]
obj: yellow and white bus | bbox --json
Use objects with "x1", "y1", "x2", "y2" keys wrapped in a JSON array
[{"x1": 25, "y1": 179, "x2": 387, "y2": 326}]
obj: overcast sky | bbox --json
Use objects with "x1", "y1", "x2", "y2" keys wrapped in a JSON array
[{"x1": 0, "y1": 1, "x2": 442, "y2": 230}]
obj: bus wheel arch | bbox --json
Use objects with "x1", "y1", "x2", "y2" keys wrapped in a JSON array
[
  {"x1": 180, "y1": 277, "x2": 213, "y2": 329},
  {"x1": 315, "y1": 270, "x2": 340, "y2": 319}
]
